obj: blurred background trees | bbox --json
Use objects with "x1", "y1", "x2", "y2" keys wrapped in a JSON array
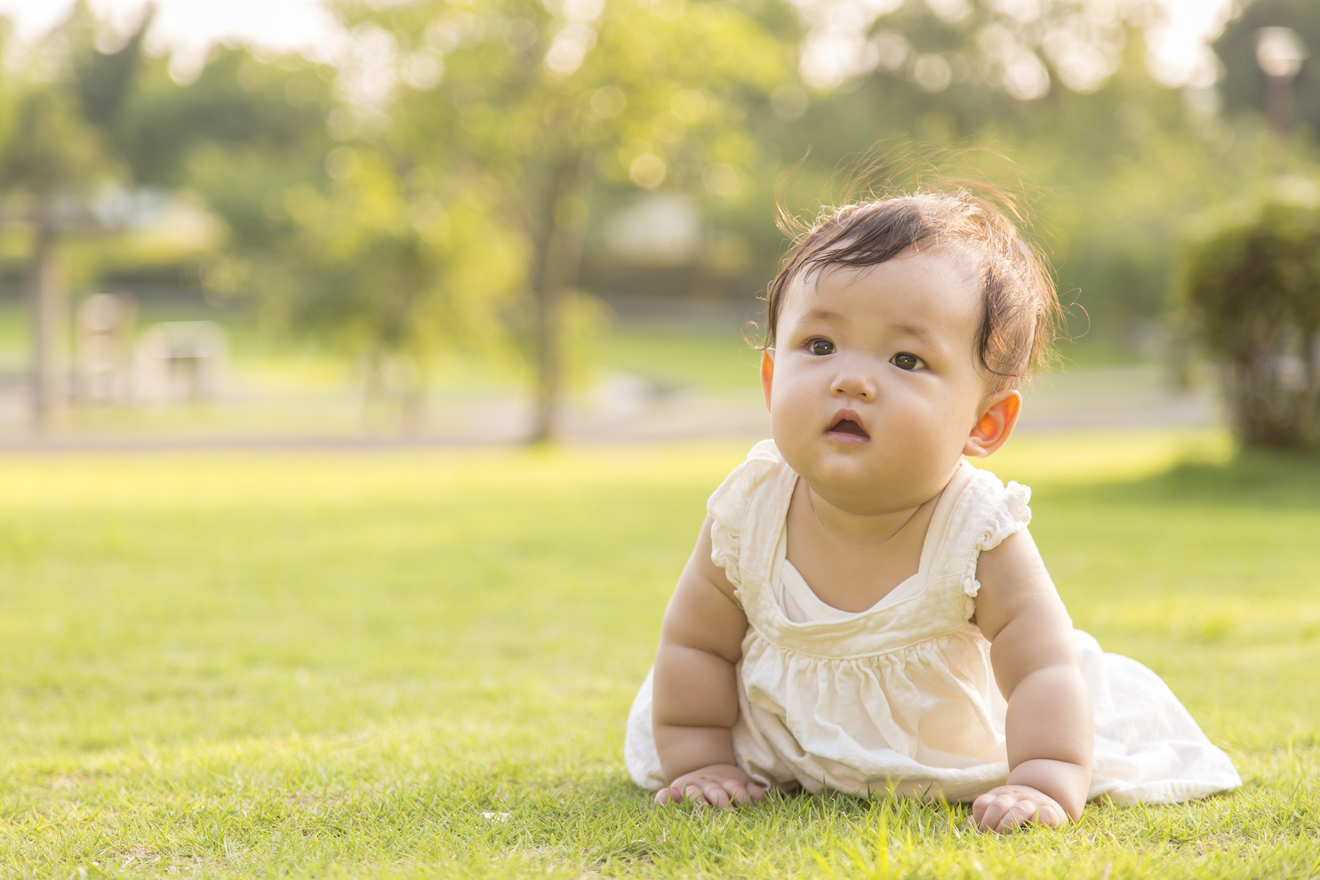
[
  {"x1": 0, "y1": 0, "x2": 1316, "y2": 441},
  {"x1": 335, "y1": 0, "x2": 791, "y2": 438},
  {"x1": 1180, "y1": 201, "x2": 1320, "y2": 450},
  {"x1": 1215, "y1": 0, "x2": 1319, "y2": 139},
  {"x1": 0, "y1": 4, "x2": 141, "y2": 422}
]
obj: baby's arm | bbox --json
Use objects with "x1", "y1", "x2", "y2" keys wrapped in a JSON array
[
  {"x1": 651, "y1": 515, "x2": 765, "y2": 808},
  {"x1": 971, "y1": 529, "x2": 1093, "y2": 833}
]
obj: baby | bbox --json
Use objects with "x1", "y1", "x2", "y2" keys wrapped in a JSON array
[{"x1": 624, "y1": 190, "x2": 1241, "y2": 832}]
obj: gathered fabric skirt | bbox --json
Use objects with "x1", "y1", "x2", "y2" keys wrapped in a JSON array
[{"x1": 625, "y1": 630, "x2": 1241, "y2": 805}]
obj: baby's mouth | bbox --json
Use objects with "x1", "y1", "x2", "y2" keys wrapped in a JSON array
[{"x1": 827, "y1": 417, "x2": 870, "y2": 439}]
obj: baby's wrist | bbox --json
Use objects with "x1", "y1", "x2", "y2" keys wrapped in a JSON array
[
  {"x1": 1006, "y1": 758, "x2": 1090, "y2": 820},
  {"x1": 654, "y1": 724, "x2": 738, "y2": 782},
  {"x1": 673, "y1": 762, "x2": 747, "y2": 782}
]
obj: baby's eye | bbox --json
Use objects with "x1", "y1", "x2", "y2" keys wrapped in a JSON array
[
  {"x1": 809, "y1": 339, "x2": 836, "y2": 356},
  {"x1": 891, "y1": 352, "x2": 926, "y2": 371}
]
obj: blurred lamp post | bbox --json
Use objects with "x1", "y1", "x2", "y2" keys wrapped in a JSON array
[{"x1": 1256, "y1": 27, "x2": 1307, "y2": 139}]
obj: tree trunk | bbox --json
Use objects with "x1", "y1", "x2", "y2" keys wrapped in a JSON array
[
  {"x1": 29, "y1": 222, "x2": 65, "y2": 432},
  {"x1": 1304, "y1": 328, "x2": 1320, "y2": 446},
  {"x1": 528, "y1": 153, "x2": 585, "y2": 444}
]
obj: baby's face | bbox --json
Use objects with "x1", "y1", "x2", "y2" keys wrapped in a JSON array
[{"x1": 762, "y1": 248, "x2": 997, "y2": 515}]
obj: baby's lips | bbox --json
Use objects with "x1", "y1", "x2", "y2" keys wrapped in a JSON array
[
  {"x1": 826, "y1": 422, "x2": 870, "y2": 439},
  {"x1": 827, "y1": 409, "x2": 870, "y2": 438}
]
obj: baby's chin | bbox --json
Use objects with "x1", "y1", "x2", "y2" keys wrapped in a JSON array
[
  {"x1": 804, "y1": 466, "x2": 947, "y2": 514},
  {"x1": 815, "y1": 484, "x2": 941, "y2": 518}
]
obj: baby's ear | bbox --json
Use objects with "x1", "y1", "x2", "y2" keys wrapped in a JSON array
[
  {"x1": 760, "y1": 349, "x2": 775, "y2": 412},
  {"x1": 964, "y1": 389, "x2": 1021, "y2": 458}
]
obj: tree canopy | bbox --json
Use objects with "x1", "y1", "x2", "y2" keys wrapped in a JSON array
[{"x1": 0, "y1": 0, "x2": 1313, "y2": 437}]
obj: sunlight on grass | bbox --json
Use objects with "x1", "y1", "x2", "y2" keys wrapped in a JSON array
[
  {"x1": 0, "y1": 431, "x2": 1317, "y2": 878},
  {"x1": 982, "y1": 428, "x2": 1235, "y2": 485}
]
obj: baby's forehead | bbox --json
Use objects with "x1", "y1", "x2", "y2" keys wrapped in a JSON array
[{"x1": 786, "y1": 244, "x2": 982, "y2": 304}]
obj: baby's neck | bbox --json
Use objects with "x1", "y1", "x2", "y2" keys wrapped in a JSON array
[
  {"x1": 805, "y1": 486, "x2": 926, "y2": 546},
  {"x1": 784, "y1": 479, "x2": 946, "y2": 613}
]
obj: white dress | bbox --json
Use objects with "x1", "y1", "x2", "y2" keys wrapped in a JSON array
[{"x1": 625, "y1": 440, "x2": 1241, "y2": 804}]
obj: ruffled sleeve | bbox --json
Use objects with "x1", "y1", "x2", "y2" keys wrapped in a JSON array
[
  {"x1": 959, "y1": 478, "x2": 1032, "y2": 600},
  {"x1": 707, "y1": 440, "x2": 784, "y2": 592}
]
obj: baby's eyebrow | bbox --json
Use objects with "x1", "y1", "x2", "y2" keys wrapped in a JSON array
[
  {"x1": 891, "y1": 323, "x2": 933, "y2": 342},
  {"x1": 799, "y1": 310, "x2": 937, "y2": 345}
]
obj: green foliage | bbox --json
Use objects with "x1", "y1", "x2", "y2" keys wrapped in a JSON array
[
  {"x1": 261, "y1": 152, "x2": 527, "y2": 389},
  {"x1": 0, "y1": 0, "x2": 1310, "y2": 420},
  {"x1": 0, "y1": 1, "x2": 147, "y2": 203},
  {"x1": 115, "y1": 49, "x2": 335, "y2": 189},
  {"x1": 0, "y1": 87, "x2": 104, "y2": 199},
  {"x1": 1179, "y1": 199, "x2": 1320, "y2": 450},
  {"x1": 1215, "y1": 0, "x2": 1320, "y2": 139},
  {"x1": 0, "y1": 433, "x2": 1318, "y2": 876},
  {"x1": 334, "y1": 0, "x2": 793, "y2": 435},
  {"x1": 368, "y1": 0, "x2": 790, "y2": 184},
  {"x1": 0, "y1": 7, "x2": 111, "y2": 203},
  {"x1": 0, "y1": 2, "x2": 230, "y2": 290},
  {"x1": 74, "y1": 14, "x2": 144, "y2": 133},
  {"x1": 772, "y1": 53, "x2": 1282, "y2": 343}
]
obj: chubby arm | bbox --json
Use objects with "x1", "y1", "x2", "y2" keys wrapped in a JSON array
[
  {"x1": 971, "y1": 528, "x2": 1093, "y2": 833},
  {"x1": 651, "y1": 515, "x2": 765, "y2": 807}
]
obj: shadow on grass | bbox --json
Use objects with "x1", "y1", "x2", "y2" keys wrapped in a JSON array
[{"x1": 1048, "y1": 448, "x2": 1320, "y2": 510}]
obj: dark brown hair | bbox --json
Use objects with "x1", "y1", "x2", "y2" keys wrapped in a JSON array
[{"x1": 763, "y1": 190, "x2": 1061, "y2": 390}]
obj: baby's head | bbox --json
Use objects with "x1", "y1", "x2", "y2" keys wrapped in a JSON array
[
  {"x1": 758, "y1": 189, "x2": 1063, "y2": 512},
  {"x1": 764, "y1": 190, "x2": 1061, "y2": 392}
]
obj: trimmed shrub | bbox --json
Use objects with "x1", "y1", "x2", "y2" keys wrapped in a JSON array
[{"x1": 1180, "y1": 201, "x2": 1320, "y2": 450}]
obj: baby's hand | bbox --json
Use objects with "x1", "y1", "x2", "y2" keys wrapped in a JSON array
[
  {"x1": 654, "y1": 764, "x2": 767, "y2": 809},
  {"x1": 971, "y1": 784, "x2": 1070, "y2": 834}
]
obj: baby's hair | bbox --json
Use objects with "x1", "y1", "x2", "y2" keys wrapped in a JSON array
[{"x1": 763, "y1": 188, "x2": 1063, "y2": 390}]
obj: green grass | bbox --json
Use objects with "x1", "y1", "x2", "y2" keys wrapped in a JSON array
[{"x1": 1, "y1": 431, "x2": 1318, "y2": 878}]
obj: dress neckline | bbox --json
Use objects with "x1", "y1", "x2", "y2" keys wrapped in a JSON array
[
  {"x1": 779, "y1": 560, "x2": 923, "y2": 620},
  {"x1": 773, "y1": 461, "x2": 977, "y2": 621}
]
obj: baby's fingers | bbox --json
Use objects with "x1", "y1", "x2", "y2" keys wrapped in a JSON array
[
  {"x1": 973, "y1": 794, "x2": 1065, "y2": 834},
  {"x1": 993, "y1": 799, "x2": 1041, "y2": 833},
  {"x1": 970, "y1": 792, "x2": 993, "y2": 826},
  {"x1": 697, "y1": 782, "x2": 732, "y2": 808},
  {"x1": 654, "y1": 782, "x2": 703, "y2": 806},
  {"x1": 655, "y1": 781, "x2": 731, "y2": 808},
  {"x1": 653, "y1": 780, "x2": 765, "y2": 809},
  {"x1": 974, "y1": 793, "x2": 1031, "y2": 833},
  {"x1": 654, "y1": 785, "x2": 680, "y2": 806},
  {"x1": 972, "y1": 792, "x2": 1014, "y2": 832},
  {"x1": 721, "y1": 779, "x2": 767, "y2": 807}
]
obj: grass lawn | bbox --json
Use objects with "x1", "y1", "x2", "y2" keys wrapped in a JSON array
[
  {"x1": 1, "y1": 430, "x2": 1318, "y2": 878},
  {"x1": 594, "y1": 326, "x2": 763, "y2": 394}
]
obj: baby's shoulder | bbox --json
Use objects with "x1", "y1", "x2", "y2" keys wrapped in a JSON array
[
  {"x1": 705, "y1": 440, "x2": 797, "y2": 587},
  {"x1": 929, "y1": 463, "x2": 1037, "y2": 613},
  {"x1": 707, "y1": 440, "x2": 795, "y2": 519},
  {"x1": 947, "y1": 464, "x2": 1033, "y2": 547}
]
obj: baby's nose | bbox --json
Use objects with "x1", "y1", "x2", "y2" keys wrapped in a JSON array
[{"x1": 832, "y1": 370, "x2": 876, "y2": 399}]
